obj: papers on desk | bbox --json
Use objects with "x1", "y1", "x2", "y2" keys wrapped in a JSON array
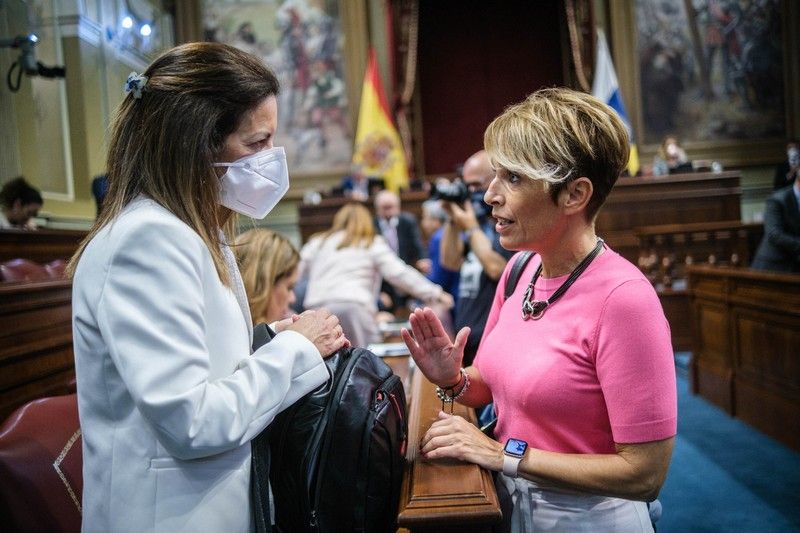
[
  {"x1": 378, "y1": 320, "x2": 410, "y2": 336},
  {"x1": 367, "y1": 342, "x2": 410, "y2": 357}
]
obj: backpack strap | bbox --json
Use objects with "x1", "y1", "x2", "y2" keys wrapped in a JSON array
[{"x1": 504, "y1": 251, "x2": 536, "y2": 301}]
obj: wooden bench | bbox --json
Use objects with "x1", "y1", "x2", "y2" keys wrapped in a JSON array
[
  {"x1": 688, "y1": 265, "x2": 800, "y2": 451},
  {"x1": 0, "y1": 229, "x2": 86, "y2": 263},
  {"x1": 634, "y1": 221, "x2": 763, "y2": 351},
  {"x1": 0, "y1": 280, "x2": 75, "y2": 421}
]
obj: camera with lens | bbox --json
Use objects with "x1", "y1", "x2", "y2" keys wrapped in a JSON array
[{"x1": 429, "y1": 180, "x2": 469, "y2": 204}]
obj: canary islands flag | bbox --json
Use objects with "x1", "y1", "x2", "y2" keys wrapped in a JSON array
[
  {"x1": 592, "y1": 29, "x2": 639, "y2": 177},
  {"x1": 352, "y1": 49, "x2": 409, "y2": 193}
]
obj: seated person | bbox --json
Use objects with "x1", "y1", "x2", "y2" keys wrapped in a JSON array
[
  {"x1": 751, "y1": 177, "x2": 800, "y2": 273},
  {"x1": 0, "y1": 176, "x2": 43, "y2": 229},
  {"x1": 653, "y1": 135, "x2": 692, "y2": 175},
  {"x1": 235, "y1": 228, "x2": 301, "y2": 325},
  {"x1": 774, "y1": 139, "x2": 800, "y2": 190},
  {"x1": 341, "y1": 163, "x2": 384, "y2": 200}
]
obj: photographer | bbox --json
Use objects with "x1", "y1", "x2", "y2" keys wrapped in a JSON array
[{"x1": 438, "y1": 150, "x2": 514, "y2": 365}]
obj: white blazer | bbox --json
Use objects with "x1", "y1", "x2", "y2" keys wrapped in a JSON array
[{"x1": 72, "y1": 198, "x2": 328, "y2": 532}]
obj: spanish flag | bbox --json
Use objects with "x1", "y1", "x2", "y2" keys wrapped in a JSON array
[
  {"x1": 352, "y1": 49, "x2": 409, "y2": 192},
  {"x1": 592, "y1": 29, "x2": 640, "y2": 177}
]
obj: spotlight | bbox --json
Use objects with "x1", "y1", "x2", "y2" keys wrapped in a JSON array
[
  {"x1": 121, "y1": 16, "x2": 133, "y2": 29},
  {"x1": 139, "y1": 24, "x2": 151, "y2": 37}
]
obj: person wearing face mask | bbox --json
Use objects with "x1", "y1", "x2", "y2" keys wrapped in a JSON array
[
  {"x1": 66, "y1": 43, "x2": 348, "y2": 533},
  {"x1": 439, "y1": 150, "x2": 515, "y2": 366},
  {"x1": 235, "y1": 228, "x2": 301, "y2": 325},
  {"x1": 774, "y1": 139, "x2": 800, "y2": 190}
]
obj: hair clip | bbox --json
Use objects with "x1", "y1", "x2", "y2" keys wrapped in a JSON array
[{"x1": 124, "y1": 71, "x2": 148, "y2": 99}]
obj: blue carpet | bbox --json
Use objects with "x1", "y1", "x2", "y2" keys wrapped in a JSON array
[{"x1": 658, "y1": 355, "x2": 800, "y2": 532}]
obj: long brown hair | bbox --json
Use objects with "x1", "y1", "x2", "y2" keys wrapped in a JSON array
[
  {"x1": 316, "y1": 203, "x2": 375, "y2": 249},
  {"x1": 235, "y1": 229, "x2": 299, "y2": 324},
  {"x1": 66, "y1": 42, "x2": 280, "y2": 285}
]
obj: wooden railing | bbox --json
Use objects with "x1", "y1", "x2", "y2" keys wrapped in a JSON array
[
  {"x1": 688, "y1": 265, "x2": 800, "y2": 451},
  {"x1": 632, "y1": 220, "x2": 762, "y2": 351},
  {"x1": 398, "y1": 369, "x2": 501, "y2": 532},
  {"x1": 598, "y1": 171, "x2": 742, "y2": 263}
]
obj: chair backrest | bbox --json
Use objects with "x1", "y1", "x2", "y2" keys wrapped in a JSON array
[
  {"x1": 0, "y1": 258, "x2": 50, "y2": 282},
  {"x1": 45, "y1": 258, "x2": 68, "y2": 279},
  {"x1": 0, "y1": 394, "x2": 82, "y2": 532}
]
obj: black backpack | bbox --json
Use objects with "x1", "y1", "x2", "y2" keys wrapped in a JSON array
[{"x1": 250, "y1": 324, "x2": 407, "y2": 533}]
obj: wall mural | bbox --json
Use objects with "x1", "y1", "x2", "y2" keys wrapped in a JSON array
[
  {"x1": 203, "y1": 0, "x2": 353, "y2": 177},
  {"x1": 635, "y1": 0, "x2": 784, "y2": 145}
]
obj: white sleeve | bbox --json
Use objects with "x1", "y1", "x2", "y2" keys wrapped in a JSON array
[
  {"x1": 97, "y1": 221, "x2": 327, "y2": 460},
  {"x1": 371, "y1": 237, "x2": 443, "y2": 301}
]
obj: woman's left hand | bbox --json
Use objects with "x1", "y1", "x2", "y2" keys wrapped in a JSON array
[{"x1": 420, "y1": 411, "x2": 504, "y2": 472}]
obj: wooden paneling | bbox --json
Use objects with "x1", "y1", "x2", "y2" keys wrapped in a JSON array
[
  {"x1": 0, "y1": 280, "x2": 75, "y2": 421},
  {"x1": 0, "y1": 229, "x2": 85, "y2": 263},
  {"x1": 688, "y1": 266, "x2": 800, "y2": 450},
  {"x1": 398, "y1": 370, "x2": 501, "y2": 532},
  {"x1": 598, "y1": 171, "x2": 742, "y2": 263}
]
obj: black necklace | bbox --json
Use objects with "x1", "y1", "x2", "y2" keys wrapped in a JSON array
[{"x1": 521, "y1": 238, "x2": 604, "y2": 320}]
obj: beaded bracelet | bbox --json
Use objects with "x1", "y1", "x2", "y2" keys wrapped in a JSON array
[{"x1": 435, "y1": 368, "x2": 470, "y2": 413}]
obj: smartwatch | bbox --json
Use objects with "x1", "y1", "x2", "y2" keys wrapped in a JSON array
[{"x1": 502, "y1": 438, "x2": 528, "y2": 478}]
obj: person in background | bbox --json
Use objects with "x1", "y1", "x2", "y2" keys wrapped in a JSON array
[
  {"x1": 751, "y1": 176, "x2": 800, "y2": 273},
  {"x1": 91, "y1": 174, "x2": 109, "y2": 216},
  {"x1": 402, "y1": 88, "x2": 676, "y2": 531},
  {"x1": 774, "y1": 139, "x2": 800, "y2": 190},
  {"x1": 439, "y1": 150, "x2": 514, "y2": 366},
  {"x1": 0, "y1": 176, "x2": 43, "y2": 229},
  {"x1": 374, "y1": 189, "x2": 429, "y2": 312},
  {"x1": 652, "y1": 135, "x2": 691, "y2": 176},
  {"x1": 341, "y1": 163, "x2": 384, "y2": 200},
  {"x1": 66, "y1": 42, "x2": 348, "y2": 532},
  {"x1": 301, "y1": 203, "x2": 452, "y2": 348},
  {"x1": 419, "y1": 198, "x2": 460, "y2": 334},
  {"x1": 236, "y1": 228, "x2": 301, "y2": 324},
  {"x1": 420, "y1": 198, "x2": 459, "y2": 300}
]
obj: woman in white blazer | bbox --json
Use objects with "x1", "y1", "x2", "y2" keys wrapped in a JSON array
[{"x1": 67, "y1": 43, "x2": 348, "y2": 532}]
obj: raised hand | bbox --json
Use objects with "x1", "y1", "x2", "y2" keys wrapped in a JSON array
[{"x1": 400, "y1": 307, "x2": 468, "y2": 387}]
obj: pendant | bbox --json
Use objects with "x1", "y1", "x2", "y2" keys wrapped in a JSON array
[{"x1": 522, "y1": 299, "x2": 548, "y2": 320}]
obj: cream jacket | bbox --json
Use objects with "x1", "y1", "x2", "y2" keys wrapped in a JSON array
[{"x1": 72, "y1": 198, "x2": 328, "y2": 532}]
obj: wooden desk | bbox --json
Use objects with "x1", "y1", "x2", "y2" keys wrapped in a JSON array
[
  {"x1": 0, "y1": 228, "x2": 86, "y2": 263},
  {"x1": 298, "y1": 191, "x2": 429, "y2": 243},
  {"x1": 598, "y1": 171, "x2": 742, "y2": 263},
  {"x1": 0, "y1": 279, "x2": 75, "y2": 421},
  {"x1": 688, "y1": 265, "x2": 800, "y2": 450},
  {"x1": 398, "y1": 370, "x2": 501, "y2": 532}
]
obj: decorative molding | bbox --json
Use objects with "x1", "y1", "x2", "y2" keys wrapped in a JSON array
[
  {"x1": 52, "y1": 428, "x2": 82, "y2": 514},
  {"x1": 57, "y1": 14, "x2": 103, "y2": 47}
]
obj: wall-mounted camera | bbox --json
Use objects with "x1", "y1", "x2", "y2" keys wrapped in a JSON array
[{"x1": 0, "y1": 33, "x2": 66, "y2": 92}]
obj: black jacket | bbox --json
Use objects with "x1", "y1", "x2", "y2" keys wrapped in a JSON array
[{"x1": 751, "y1": 186, "x2": 800, "y2": 273}]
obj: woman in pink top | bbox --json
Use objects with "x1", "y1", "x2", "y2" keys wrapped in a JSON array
[{"x1": 401, "y1": 88, "x2": 677, "y2": 532}]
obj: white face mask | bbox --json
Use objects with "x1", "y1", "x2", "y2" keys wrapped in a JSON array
[{"x1": 213, "y1": 146, "x2": 289, "y2": 219}]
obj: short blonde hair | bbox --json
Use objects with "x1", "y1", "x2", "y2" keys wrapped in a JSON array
[
  {"x1": 235, "y1": 229, "x2": 299, "y2": 324},
  {"x1": 317, "y1": 203, "x2": 376, "y2": 249},
  {"x1": 484, "y1": 87, "x2": 629, "y2": 220}
]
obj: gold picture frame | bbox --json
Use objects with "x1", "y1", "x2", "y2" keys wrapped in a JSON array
[{"x1": 609, "y1": 0, "x2": 800, "y2": 169}]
